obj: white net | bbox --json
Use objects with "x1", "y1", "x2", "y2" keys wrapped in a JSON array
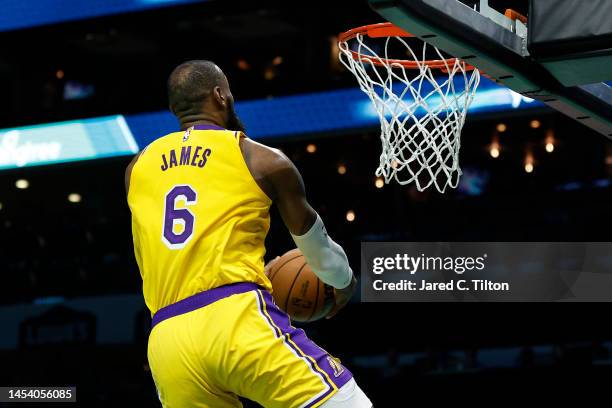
[{"x1": 339, "y1": 28, "x2": 481, "y2": 193}]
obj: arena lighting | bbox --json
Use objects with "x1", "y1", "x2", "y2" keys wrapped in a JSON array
[
  {"x1": 545, "y1": 129, "x2": 555, "y2": 153},
  {"x1": 330, "y1": 36, "x2": 343, "y2": 71},
  {"x1": 237, "y1": 59, "x2": 250, "y2": 71},
  {"x1": 530, "y1": 119, "x2": 541, "y2": 129},
  {"x1": 375, "y1": 177, "x2": 384, "y2": 188},
  {"x1": 263, "y1": 67, "x2": 276, "y2": 81},
  {"x1": 489, "y1": 136, "x2": 501, "y2": 158},
  {"x1": 306, "y1": 143, "x2": 317, "y2": 153},
  {"x1": 15, "y1": 179, "x2": 29, "y2": 189},
  {"x1": 68, "y1": 193, "x2": 82, "y2": 203},
  {"x1": 337, "y1": 164, "x2": 347, "y2": 175},
  {"x1": 496, "y1": 123, "x2": 507, "y2": 132},
  {"x1": 524, "y1": 152, "x2": 535, "y2": 173},
  {"x1": 346, "y1": 210, "x2": 356, "y2": 222}
]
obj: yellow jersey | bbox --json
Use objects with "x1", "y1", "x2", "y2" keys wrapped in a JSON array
[{"x1": 128, "y1": 124, "x2": 272, "y2": 314}]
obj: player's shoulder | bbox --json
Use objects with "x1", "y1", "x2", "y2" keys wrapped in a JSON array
[
  {"x1": 240, "y1": 136, "x2": 299, "y2": 200},
  {"x1": 241, "y1": 136, "x2": 293, "y2": 173}
]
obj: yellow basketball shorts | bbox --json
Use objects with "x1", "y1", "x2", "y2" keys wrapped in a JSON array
[{"x1": 147, "y1": 283, "x2": 353, "y2": 408}]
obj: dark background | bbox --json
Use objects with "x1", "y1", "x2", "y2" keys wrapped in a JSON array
[{"x1": 1, "y1": 0, "x2": 612, "y2": 406}]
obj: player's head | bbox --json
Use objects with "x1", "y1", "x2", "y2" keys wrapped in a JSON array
[{"x1": 167, "y1": 60, "x2": 245, "y2": 132}]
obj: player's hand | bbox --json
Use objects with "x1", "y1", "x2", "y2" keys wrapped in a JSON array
[
  {"x1": 264, "y1": 256, "x2": 281, "y2": 277},
  {"x1": 326, "y1": 274, "x2": 357, "y2": 319}
]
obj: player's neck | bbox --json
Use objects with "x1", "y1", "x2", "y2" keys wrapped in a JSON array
[{"x1": 180, "y1": 117, "x2": 225, "y2": 131}]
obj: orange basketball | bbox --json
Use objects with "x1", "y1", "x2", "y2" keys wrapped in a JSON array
[{"x1": 266, "y1": 248, "x2": 335, "y2": 322}]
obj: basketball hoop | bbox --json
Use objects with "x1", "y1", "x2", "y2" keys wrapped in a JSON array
[{"x1": 338, "y1": 23, "x2": 481, "y2": 193}]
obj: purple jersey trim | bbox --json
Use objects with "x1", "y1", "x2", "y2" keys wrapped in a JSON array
[
  {"x1": 151, "y1": 282, "x2": 262, "y2": 328},
  {"x1": 256, "y1": 290, "x2": 353, "y2": 406},
  {"x1": 192, "y1": 124, "x2": 225, "y2": 131}
]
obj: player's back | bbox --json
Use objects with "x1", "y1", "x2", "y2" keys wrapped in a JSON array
[{"x1": 128, "y1": 124, "x2": 272, "y2": 314}]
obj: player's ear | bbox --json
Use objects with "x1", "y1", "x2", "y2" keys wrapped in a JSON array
[{"x1": 212, "y1": 86, "x2": 226, "y2": 109}]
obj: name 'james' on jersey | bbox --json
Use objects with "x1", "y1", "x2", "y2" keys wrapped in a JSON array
[{"x1": 128, "y1": 125, "x2": 272, "y2": 314}]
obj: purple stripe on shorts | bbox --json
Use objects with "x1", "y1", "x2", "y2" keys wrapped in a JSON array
[
  {"x1": 151, "y1": 282, "x2": 261, "y2": 328},
  {"x1": 192, "y1": 124, "x2": 225, "y2": 131},
  {"x1": 257, "y1": 290, "x2": 353, "y2": 406}
]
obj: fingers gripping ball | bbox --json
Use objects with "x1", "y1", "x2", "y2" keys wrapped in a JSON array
[{"x1": 266, "y1": 249, "x2": 335, "y2": 322}]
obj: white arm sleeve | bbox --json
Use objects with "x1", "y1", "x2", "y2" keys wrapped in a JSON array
[{"x1": 291, "y1": 214, "x2": 353, "y2": 289}]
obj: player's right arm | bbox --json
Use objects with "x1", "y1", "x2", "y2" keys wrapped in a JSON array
[{"x1": 241, "y1": 137, "x2": 357, "y2": 318}]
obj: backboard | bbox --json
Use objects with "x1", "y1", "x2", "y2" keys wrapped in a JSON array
[{"x1": 368, "y1": 0, "x2": 612, "y2": 138}]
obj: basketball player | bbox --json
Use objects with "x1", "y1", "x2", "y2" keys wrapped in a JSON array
[{"x1": 126, "y1": 60, "x2": 372, "y2": 407}]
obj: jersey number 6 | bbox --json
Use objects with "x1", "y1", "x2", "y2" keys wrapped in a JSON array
[{"x1": 162, "y1": 185, "x2": 197, "y2": 249}]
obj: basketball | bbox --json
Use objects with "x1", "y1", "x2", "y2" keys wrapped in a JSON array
[{"x1": 267, "y1": 249, "x2": 336, "y2": 322}]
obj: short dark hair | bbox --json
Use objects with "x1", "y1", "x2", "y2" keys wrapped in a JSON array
[{"x1": 167, "y1": 60, "x2": 224, "y2": 116}]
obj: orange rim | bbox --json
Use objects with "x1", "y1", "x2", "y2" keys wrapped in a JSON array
[{"x1": 338, "y1": 22, "x2": 476, "y2": 71}]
